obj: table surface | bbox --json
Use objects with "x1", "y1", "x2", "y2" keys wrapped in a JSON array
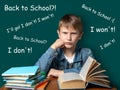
[{"x1": 0, "y1": 78, "x2": 117, "y2": 90}]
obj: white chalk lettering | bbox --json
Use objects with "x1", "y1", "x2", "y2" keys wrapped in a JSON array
[
  {"x1": 8, "y1": 47, "x2": 32, "y2": 54},
  {"x1": 90, "y1": 26, "x2": 116, "y2": 33},
  {"x1": 99, "y1": 38, "x2": 116, "y2": 50},
  {"x1": 4, "y1": 5, "x2": 19, "y2": 11}
]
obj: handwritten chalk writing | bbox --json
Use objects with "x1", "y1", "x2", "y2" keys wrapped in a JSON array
[
  {"x1": 4, "y1": 4, "x2": 56, "y2": 12},
  {"x1": 13, "y1": 35, "x2": 24, "y2": 41},
  {"x1": 6, "y1": 13, "x2": 55, "y2": 33},
  {"x1": 81, "y1": 3, "x2": 116, "y2": 23},
  {"x1": 49, "y1": 13, "x2": 54, "y2": 18},
  {"x1": 92, "y1": 9, "x2": 97, "y2": 14},
  {"x1": 4, "y1": 5, "x2": 19, "y2": 11},
  {"x1": 90, "y1": 26, "x2": 116, "y2": 32},
  {"x1": 99, "y1": 38, "x2": 116, "y2": 50},
  {"x1": 30, "y1": 5, "x2": 56, "y2": 11},
  {"x1": 8, "y1": 47, "x2": 32, "y2": 54},
  {"x1": 30, "y1": 38, "x2": 47, "y2": 44},
  {"x1": 21, "y1": 5, "x2": 28, "y2": 11},
  {"x1": 13, "y1": 35, "x2": 47, "y2": 44},
  {"x1": 25, "y1": 21, "x2": 33, "y2": 27},
  {"x1": 41, "y1": 16, "x2": 50, "y2": 21},
  {"x1": 25, "y1": 37, "x2": 29, "y2": 41},
  {"x1": 97, "y1": 11, "x2": 111, "y2": 21},
  {"x1": 81, "y1": 4, "x2": 92, "y2": 12},
  {"x1": 14, "y1": 25, "x2": 21, "y2": 32}
]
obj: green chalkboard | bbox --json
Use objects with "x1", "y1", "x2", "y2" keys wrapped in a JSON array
[{"x1": 0, "y1": 0, "x2": 120, "y2": 89}]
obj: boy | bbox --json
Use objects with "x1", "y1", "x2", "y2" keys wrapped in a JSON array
[{"x1": 35, "y1": 14, "x2": 93, "y2": 77}]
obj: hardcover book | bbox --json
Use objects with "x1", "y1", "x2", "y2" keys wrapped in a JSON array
[{"x1": 2, "y1": 66, "x2": 39, "y2": 76}]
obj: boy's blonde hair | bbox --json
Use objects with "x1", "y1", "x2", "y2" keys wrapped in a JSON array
[{"x1": 58, "y1": 14, "x2": 83, "y2": 33}]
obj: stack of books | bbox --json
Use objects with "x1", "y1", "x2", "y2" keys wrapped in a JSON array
[{"x1": 1, "y1": 66, "x2": 46, "y2": 90}]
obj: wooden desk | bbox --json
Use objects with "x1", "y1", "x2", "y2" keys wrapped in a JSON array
[{"x1": 0, "y1": 78, "x2": 117, "y2": 90}]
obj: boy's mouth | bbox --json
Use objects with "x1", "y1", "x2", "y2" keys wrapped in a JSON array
[{"x1": 65, "y1": 42, "x2": 72, "y2": 45}]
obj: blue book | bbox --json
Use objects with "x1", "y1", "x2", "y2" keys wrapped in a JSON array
[{"x1": 2, "y1": 66, "x2": 39, "y2": 76}]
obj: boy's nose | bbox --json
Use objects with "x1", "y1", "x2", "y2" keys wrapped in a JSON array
[{"x1": 67, "y1": 34, "x2": 71, "y2": 41}]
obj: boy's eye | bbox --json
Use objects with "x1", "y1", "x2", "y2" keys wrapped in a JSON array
[
  {"x1": 62, "y1": 32, "x2": 67, "y2": 34},
  {"x1": 72, "y1": 32, "x2": 77, "y2": 35}
]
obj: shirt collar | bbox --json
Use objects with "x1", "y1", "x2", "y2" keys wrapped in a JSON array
[{"x1": 56, "y1": 46, "x2": 82, "y2": 62}]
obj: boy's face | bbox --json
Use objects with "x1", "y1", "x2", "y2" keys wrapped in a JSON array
[{"x1": 58, "y1": 26, "x2": 82, "y2": 49}]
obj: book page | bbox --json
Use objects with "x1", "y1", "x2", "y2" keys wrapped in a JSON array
[
  {"x1": 87, "y1": 72, "x2": 108, "y2": 81},
  {"x1": 87, "y1": 62, "x2": 100, "y2": 77},
  {"x1": 87, "y1": 76, "x2": 110, "y2": 83},
  {"x1": 58, "y1": 72, "x2": 83, "y2": 83},
  {"x1": 88, "y1": 79, "x2": 111, "y2": 88},
  {"x1": 4, "y1": 76, "x2": 29, "y2": 80},
  {"x1": 87, "y1": 69, "x2": 106, "y2": 79},
  {"x1": 79, "y1": 56, "x2": 94, "y2": 81},
  {"x1": 5, "y1": 82, "x2": 32, "y2": 87}
]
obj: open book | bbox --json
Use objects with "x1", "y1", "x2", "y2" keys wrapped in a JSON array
[{"x1": 58, "y1": 56, "x2": 111, "y2": 90}]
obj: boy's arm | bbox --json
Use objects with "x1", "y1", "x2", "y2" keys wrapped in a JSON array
[
  {"x1": 35, "y1": 48, "x2": 57, "y2": 73},
  {"x1": 35, "y1": 39, "x2": 64, "y2": 73},
  {"x1": 47, "y1": 68, "x2": 80, "y2": 77},
  {"x1": 47, "y1": 68, "x2": 64, "y2": 77},
  {"x1": 50, "y1": 39, "x2": 64, "y2": 50}
]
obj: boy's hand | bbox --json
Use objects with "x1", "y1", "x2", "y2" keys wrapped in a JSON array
[
  {"x1": 50, "y1": 39, "x2": 64, "y2": 50},
  {"x1": 47, "y1": 68, "x2": 64, "y2": 77}
]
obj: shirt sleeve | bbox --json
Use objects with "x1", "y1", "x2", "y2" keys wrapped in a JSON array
[{"x1": 35, "y1": 48, "x2": 57, "y2": 73}]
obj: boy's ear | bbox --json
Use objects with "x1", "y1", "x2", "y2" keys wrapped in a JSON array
[
  {"x1": 79, "y1": 32, "x2": 83, "y2": 40},
  {"x1": 57, "y1": 30, "x2": 60, "y2": 38}
]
